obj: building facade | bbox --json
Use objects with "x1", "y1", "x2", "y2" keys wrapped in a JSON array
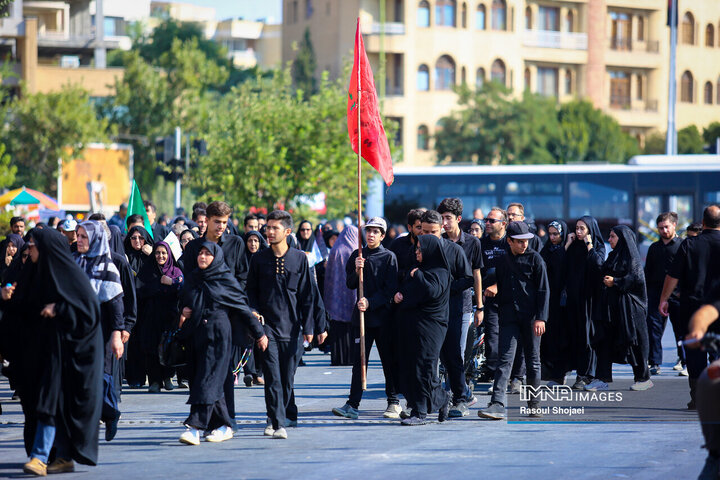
[{"x1": 282, "y1": 0, "x2": 720, "y2": 166}]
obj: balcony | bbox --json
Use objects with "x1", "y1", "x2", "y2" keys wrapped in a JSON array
[
  {"x1": 523, "y1": 30, "x2": 587, "y2": 50},
  {"x1": 607, "y1": 98, "x2": 661, "y2": 129},
  {"x1": 609, "y1": 38, "x2": 659, "y2": 53},
  {"x1": 610, "y1": 97, "x2": 658, "y2": 112},
  {"x1": 363, "y1": 22, "x2": 406, "y2": 36}
]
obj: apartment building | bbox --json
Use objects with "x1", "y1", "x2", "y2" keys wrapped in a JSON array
[{"x1": 282, "y1": 0, "x2": 720, "y2": 166}]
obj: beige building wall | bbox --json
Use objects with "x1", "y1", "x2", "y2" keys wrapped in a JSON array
[{"x1": 283, "y1": 0, "x2": 720, "y2": 166}]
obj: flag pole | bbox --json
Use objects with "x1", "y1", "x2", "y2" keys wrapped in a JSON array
[{"x1": 357, "y1": 17, "x2": 367, "y2": 391}]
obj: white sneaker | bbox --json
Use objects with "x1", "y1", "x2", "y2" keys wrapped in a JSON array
[
  {"x1": 630, "y1": 380, "x2": 654, "y2": 391},
  {"x1": 263, "y1": 425, "x2": 275, "y2": 436},
  {"x1": 179, "y1": 428, "x2": 200, "y2": 446},
  {"x1": 383, "y1": 404, "x2": 402, "y2": 419},
  {"x1": 672, "y1": 359, "x2": 684, "y2": 371},
  {"x1": 584, "y1": 379, "x2": 609, "y2": 391},
  {"x1": 679, "y1": 368, "x2": 689, "y2": 377},
  {"x1": 272, "y1": 427, "x2": 288, "y2": 439},
  {"x1": 205, "y1": 425, "x2": 233, "y2": 443}
]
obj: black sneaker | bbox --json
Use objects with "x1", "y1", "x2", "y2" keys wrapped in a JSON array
[
  {"x1": 507, "y1": 378, "x2": 523, "y2": 394},
  {"x1": 478, "y1": 402, "x2": 506, "y2": 420},
  {"x1": 438, "y1": 393, "x2": 451, "y2": 423},
  {"x1": 527, "y1": 402, "x2": 542, "y2": 418},
  {"x1": 105, "y1": 416, "x2": 119, "y2": 441},
  {"x1": 163, "y1": 378, "x2": 175, "y2": 391},
  {"x1": 448, "y1": 402, "x2": 469, "y2": 418},
  {"x1": 399, "y1": 408, "x2": 412, "y2": 420},
  {"x1": 400, "y1": 416, "x2": 428, "y2": 426},
  {"x1": 243, "y1": 374, "x2": 253, "y2": 387}
]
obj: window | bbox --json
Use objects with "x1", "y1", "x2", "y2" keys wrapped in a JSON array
[
  {"x1": 682, "y1": 12, "x2": 695, "y2": 45},
  {"x1": 476, "y1": 4, "x2": 486, "y2": 30},
  {"x1": 436, "y1": 0, "x2": 457, "y2": 27},
  {"x1": 610, "y1": 11, "x2": 631, "y2": 50},
  {"x1": 461, "y1": 2, "x2": 467, "y2": 28},
  {"x1": 705, "y1": 81, "x2": 713, "y2": 104},
  {"x1": 537, "y1": 67, "x2": 558, "y2": 97},
  {"x1": 417, "y1": 64, "x2": 430, "y2": 91},
  {"x1": 610, "y1": 70, "x2": 631, "y2": 108},
  {"x1": 524, "y1": 68, "x2": 530, "y2": 91},
  {"x1": 476, "y1": 68, "x2": 485, "y2": 89},
  {"x1": 292, "y1": 0, "x2": 298, "y2": 23},
  {"x1": 435, "y1": 56, "x2": 456, "y2": 90},
  {"x1": 417, "y1": 125, "x2": 429, "y2": 150},
  {"x1": 418, "y1": 1, "x2": 430, "y2": 27},
  {"x1": 538, "y1": 6, "x2": 559, "y2": 31},
  {"x1": 569, "y1": 180, "x2": 631, "y2": 220},
  {"x1": 525, "y1": 7, "x2": 532, "y2": 30},
  {"x1": 565, "y1": 10, "x2": 574, "y2": 32},
  {"x1": 637, "y1": 16, "x2": 644, "y2": 40},
  {"x1": 490, "y1": 59, "x2": 506, "y2": 86},
  {"x1": 707, "y1": 24, "x2": 715, "y2": 47},
  {"x1": 461, "y1": 66, "x2": 467, "y2": 84},
  {"x1": 717, "y1": 76, "x2": 720, "y2": 104},
  {"x1": 636, "y1": 75, "x2": 643, "y2": 100},
  {"x1": 565, "y1": 69, "x2": 572, "y2": 94},
  {"x1": 305, "y1": 0, "x2": 313, "y2": 19},
  {"x1": 681, "y1": 70, "x2": 694, "y2": 102},
  {"x1": 491, "y1": 0, "x2": 506, "y2": 31}
]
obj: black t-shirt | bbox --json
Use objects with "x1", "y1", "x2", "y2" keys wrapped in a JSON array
[
  {"x1": 669, "y1": 230, "x2": 720, "y2": 308},
  {"x1": 644, "y1": 236, "x2": 681, "y2": 297},
  {"x1": 481, "y1": 234, "x2": 508, "y2": 288},
  {"x1": 443, "y1": 230, "x2": 483, "y2": 314}
]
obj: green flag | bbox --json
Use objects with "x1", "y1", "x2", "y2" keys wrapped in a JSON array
[{"x1": 127, "y1": 179, "x2": 154, "y2": 239}]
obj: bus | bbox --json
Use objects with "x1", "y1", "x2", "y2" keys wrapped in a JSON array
[{"x1": 368, "y1": 155, "x2": 720, "y2": 254}]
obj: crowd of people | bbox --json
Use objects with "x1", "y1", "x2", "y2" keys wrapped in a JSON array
[{"x1": 0, "y1": 197, "x2": 719, "y2": 478}]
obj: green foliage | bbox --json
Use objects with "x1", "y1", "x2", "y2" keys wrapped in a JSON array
[
  {"x1": 643, "y1": 132, "x2": 666, "y2": 154},
  {"x1": 187, "y1": 69, "x2": 398, "y2": 219},
  {"x1": 139, "y1": 19, "x2": 228, "y2": 69},
  {"x1": 291, "y1": 28, "x2": 318, "y2": 97},
  {"x1": 702, "y1": 122, "x2": 720, "y2": 147},
  {"x1": 0, "y1": 0, "x2": 13, "y2": 17},
  {"x1": 677, "y1": 125, "x2": 704, "y2": 154}
]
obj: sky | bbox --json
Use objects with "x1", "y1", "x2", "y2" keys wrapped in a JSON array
[{"x1": 189, "y1": 0, "x2": 283, "y2": 24}]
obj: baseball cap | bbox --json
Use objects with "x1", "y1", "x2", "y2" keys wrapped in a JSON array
[
  {"x1": 61, "y1": 219, "x2": 78, "y2": 232},
  {"x1": 507, "y1": 221, "x2": 534, "y2": 240},
  {"x1": 364, "y1": 217, "x2": 387, "y2": 234}
]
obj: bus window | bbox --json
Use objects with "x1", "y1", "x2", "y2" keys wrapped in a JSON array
[
  {"x1": 501, "y1": 195, "x2": 563, "y2": 221},
  {"x1": 569, "y1": 179, "x2": 631, "y2": 221}
]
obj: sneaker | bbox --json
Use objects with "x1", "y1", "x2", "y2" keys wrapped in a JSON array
[
  {"x1": 272, "y1": 427, "x2": 288, "y2": 439},
  {"x1": 678, "y1": 368, "x2": 689, "y2": 377},
  {"x1": 672, "y1": 358, "x2": 684, "y2": 371},
  {"x1": 163, "y1": 378, "x2": 175, "y2": 391},
  {"x1": 697, "y1": 454, "x2": 720, "y2": 480},
  {"x1": 572, "y1": 377, "x2": 588, "y2": 390},
  {"x1": 478, "y1": 402, "x2": 506, "y2": 420},
  {"x1": 179, "y1": 427, "x2": 200, "y2": 446},
  {"x1": 400, "y1": 416, "x2": 428, "y2": 426},
  {"x1": 485, "y1": 385, "x2": 494, "y2": 395},
  {"x1": 466, "y1": 395, "x2": 478, "y2": 407},
  {"x1": 507, "y1": 378, "x2": 523, "y2": 394},
  {"x1": 438, "y1": 392, "x2": 451, "y2": 423},
  {"x1": 23, "y1": 458, "x2": 47, "y2": 476},
  {"x1": 527, "y1": 402, "x2": 542, "y2": 418},
  {"x1": 176, "y1": 379, "x2": 188, "y2": 389},
  {"x1": 105, "y1": 416, "x2": 119, "y2": 442},
  {"x1": 332, "y1": 403, "x2": 359, "y2": 420},
  {"x1": 243, "y1": 374, "x2": 253, "y2": 387},
  {"x1": 584, "y1": 379, "x2": 609, "y2": 392},
  {"x1": 47, "y1": 458, "x2": 74, "y2": 474},
  {"x1": 448, "y1": 402, "x2": 469, "y2": 418},
  {"x1": 649, "y1": 365, "x2": 661, "y2": 376},
  {"x1": 206, "y1": 425, "x2": 233, "y2": 443},
  {"x1": 253, "y1": 376, "x2": 265, "y2": 385},
  {"x1": 630, "y1": 380, "x2": 654, "y2": 391},
  {"x1": 148, "y1": 382, "x2": 161, "y2": 393},
  {"x1": 263, "y1": 425, "x2": 275, "y2": 436},
  {"x1": 285, "y1": 419, "x2": 298, "y2": 427},
  {"x1": 399, "y1": 408, "x2": 412, "y2": 420},
  {"x1": 383, "y1": 404, "x2": 402, "y2": 419}
]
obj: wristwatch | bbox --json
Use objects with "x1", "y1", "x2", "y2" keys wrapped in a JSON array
[{"x1": 477, "y1": 306, "x2": 485, "y2": 312}]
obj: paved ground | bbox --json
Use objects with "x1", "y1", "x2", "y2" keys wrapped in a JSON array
[{"x1": 0, "y1": 328, "x2": 709, "y2": 480}]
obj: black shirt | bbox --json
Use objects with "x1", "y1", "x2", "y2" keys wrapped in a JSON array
[
  {"x1": 669, "y1": 230, "x2": 720, "y2": 307},
  {"x1": 443, "y1": 230, "x2": 483, "y2": 314},
  {"x1": 183, "y1": 233, "x2": 248, "y2": 289},
  {"x1": 644, "y1": 236, "x2": 681, "y2": 298},
  {"x1": 481, "y1": 234, "x2": 508, "y2": 289},
  {"x1": 443, "y1": 238, "x2": 473, "y2": 320},
  {"x1": 345, "y1": 245, "x2": 398, "y2": 328},
  {"x1": 496, "y1": 248, "x2": 550, "y2": 322},
  {"x1": 389, "y1": 234, "x2": 417, "y2": 284}
]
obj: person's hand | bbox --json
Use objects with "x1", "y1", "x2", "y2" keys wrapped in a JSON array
[
  {"x1": 317, "y1": 331, "x2": 328, "y2": 345},
  {"x1": 474, "y1": 309, "x2": 484, "y2": 327},
  {"x1": 684, "y1": 328, "x2": 705, "y2": 349},
  {"x1": 182, "y1": 307, "x2": 192, "y2": 318},
  {"x1": 110, "y1": 330, "x2": 124, "y2": 359},
  {"x1": 1, "y1": 283, "x2": 15, "y2": 301},
  {"x1": 4, "y1": 256, "x2": 11, "y2": 266},
  {"x1": 357, "y1": 297, "x2": 368, "y2": 312},
  {"x1": 394, "y1": 292, "x2": 403, "y2": 304},
  {"x1": 355, "y1": 256, "x2": 365, "y2": 272},
  {"x1": 658, "y1": 300, "x2": 669, "y2": 317},
  {"x1": 121, "y1": 330, "x2": 130, "y2": 343},
  {"x1": 586, "y1": 234, "x2": 593, "y2": 250},
  {"x1": 303, "y1": 334, "x2": 313, "y2": 345},
  {"x1": 178, "y1": 315, "x2": 186, "y2": 328},
  {"x1": 603, "y1": 276, "x2": 615, "y2": 287},
  {"x1": 257, "y1": 335, "x2": 268, "y2": 351},
  {"x1": 40, "y1": 303, "x2": 56, "y2": 318},
  {"x1": 160, "y1": 275, "x2": 173, "y2": 286},
  {"x1": 141, "y1": 244, "x2": 153, "y2": 255},
  {"x1": 533, "y1": 320, "x2": 546, "y2": 337},
  {"x1": 484, "y1": 284, "x2": 497, "y2": 298},
  {"x1": 566, "y1": 233, "x2": 576, "y2": 246}
]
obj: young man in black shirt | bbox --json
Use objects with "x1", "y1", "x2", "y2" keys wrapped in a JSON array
[
  {"x1": 332, "y1": 217, "x2": 400, "y2": 419},
  {"x1": 438, "y1": 198, "x2": 483, "y2": 417},
  {"x1": 479, "y1": 221, "x2": 549, "y2": 420},
  {"x1": 644, "y1": 212, "x2": 683, "y2": 375},
  {"x1": 247, "y1": 210, "x2": 314, "y2": 439},
  {"x1": 506, "y1": 203, "x2": 542, "y2": 252}
]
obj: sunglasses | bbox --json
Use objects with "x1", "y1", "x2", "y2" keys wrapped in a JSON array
[
  {"x1": 485, "y1": 218, "x2": 503, "y2": 224},
  {"x1": 130, "y1": 236, "x2": 144, "y2": 241}
]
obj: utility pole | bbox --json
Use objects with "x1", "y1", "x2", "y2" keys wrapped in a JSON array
[
  {"x1": 379, "y1": 0, "x2": 386, "y2": 110},
  {"x1": 665, "y1": 0, "x2": 678, "y2": 156},
  {"x1": 174, "y1": 126, "x2": 182, "y2": 212}
]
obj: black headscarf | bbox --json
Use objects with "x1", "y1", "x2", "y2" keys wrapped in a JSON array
[
  {"x1": 541, "y1": 219, "x2": 568, "y2": 258},
  {"x1": 2, "y1": 242, "x2": 28, "y2": 284},
  {"x1": 576, "y1": 215, "x2": 606, "y2": 258},
  {"x1": 244, "y1": 230, "x2": 268, "y2": 261},
  {"x1": 6, "y1": 233, "x2": 25, "y2": 252},
  {"x1": 179, "y1": 229, "x2": 199, "y2": 251},
  {"x1": 296, "y1": 220, "x2": 316, "y2": 252},
  {"x1": 124, "y1": 225, "x2": 154, "y2": 275}
]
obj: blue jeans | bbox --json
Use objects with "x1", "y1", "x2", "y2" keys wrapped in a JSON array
[
  {"x1": 491, "y1": 313, "x2": 541, "y2": 407},
  {"x1": 31, "y1": 422, "x2": 70, "y2": 463}
]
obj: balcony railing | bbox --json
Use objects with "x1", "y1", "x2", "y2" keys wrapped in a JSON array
[
  {"x1": 365, "y1": 22, "x2": 406, "y2": 35},
  {"x1": 609, "y1": 38, "x2": 659, "y2": 53},
  {"x1": 523, "y1": 30, "x2": 587, "y2": 50},
  {"x1": 610, "y1": 97, "x2": 658, "y2": 112}
]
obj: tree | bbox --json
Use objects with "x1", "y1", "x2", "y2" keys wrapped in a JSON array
[
  {"x1": 139, "y1": 19, "x2": 227, "y2": 69},
  {"x1": 643, "y1": 132, "x2": 666, "y2": 154},
  {"x1": 677, "y1": 125, "x2": 704, "y2": 154},
  {"x1": 292, "y1": 28, "x2": 318, "y2": 97},
  {"x1": 702, "y1": 121, "x2": 720, "y2": 152}
]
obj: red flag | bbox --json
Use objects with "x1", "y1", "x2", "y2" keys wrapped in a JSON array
[{"x1": 347, "y1": 18, "x2": 394, "y2": 186}]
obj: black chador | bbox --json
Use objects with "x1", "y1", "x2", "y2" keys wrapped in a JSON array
[
  {"x1": 247, "y1": 245, "x2": 314, "y2": 431},
  {"x1": 123, "y1": 226, "x2": 154, "y2": 276},
  {"x1": 179, "y1": 242, "x2": 264, "y2": 432},
  {"x1": 396, "y1": 235, "x2": 452, "y2": 422}
]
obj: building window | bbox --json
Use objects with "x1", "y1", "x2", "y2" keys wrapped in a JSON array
[
  {"x1": 436, "y1": 0, "x2": 457, "y2": 27},
  {"x1": 681, "y1": 70, "x2": 694, "y2": 102},
  {"x1": 717, "y1": 76, "x2": 720, "y2": 104},
  {"x1": 476, "y1": 4, "x2": 486, "y2": 30},
  {"x1": 682, "y1": 12, "x2": 695, "y2": 45},
  {"x1": 417, "y1": 125, "x2": 429, "y2": 150},
  {"x1": 417, "y1": 64, "x2": 430, "y2": 91},
  {"x1": 704, "y1": 81, "x2": 713, "y2": 104},
  {"x1": 706, "y1": 24, "x2": 715, "y2": 47},
  {"x1": 537, "y1": 67, "x2": 558, "y2": 97},
  {"x1": 636, "y1": 75, "x2": 643, "y2": 100},
  {"x1": 565, "y1": 10, "x2": 574, "y2": 32},
  {"x1": 525, "y1": 7, "x2": 532, "y2": 30},
  {"x1": 305, "y1": 0, "x2": 313, "y2": 19},
  {"x1": 491, "y1": 58, "x2": 506, "y2": 86},
  {"x1": 461, "y1": 3, "x2": 467, "y2": 28},
  {"x1": 491, "y1": 0, "x2": 506, "y2": 31},
  {"x1": 524, "y1": 68, "x2": 530, "y2": 90},
  {"x1": 418, "y1": 1, "x2": 430, "y2": 27},
  {"x1": 435, "y1": 55, "x2": 456, "y2": 90},
  {"x1": 637, "y1": 16, "x2": 644, "y2": 40},
  {"x1": 610, "y1": 11, "x2": 631, "y2": 50},
  {"x1": 610, "y1": 70, "x2": 631, "y2": 108},
  {"x1": 565, "y1": 69, "x2": 572, "y2": 94},
  {"x1": 461, "y1": 66, "x2": 467, "y2": 84},
  {"x1": 476, "y1": 67, "x2": 485, "y2": 89},
  {"x1": 292, "y1": 0, "x2": 298, "y2": 23},
  {"x1": 539, "y1": 6, "x2": 559, "y2": 31}
]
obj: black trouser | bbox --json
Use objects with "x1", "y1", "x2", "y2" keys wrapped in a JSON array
[
  {"x1": 667, "y1": 300, "x2": 686, "y2": 364},
  {"x1": 125, "y1": 333, "x2": 146, "y2": 386},
  {"x1": 348, "y1": 324, "x2": 399, "y2": 409},
  {"x1": 223, "y1": 345, "x2": 242, "y2": 422},
  {"x1": 146, "y1": 353, "x2": 173, "y2": 385},
  {"x1": 262, "y1": 334, "x2": 301, "y2": 429},
  {"x1": 483, "y1": 301, "x2": 525, "y2": 381},
  {"x1": 491, "y1": 312, "x2": 541, "y2": 407},
  {"x1": 185, "y1": 399, "x2": 232, "y2": 431},
  {"x1": 407, "y1": 317, "x2": 448, "y2": 418},
  {"x1": 646, "y1": 290, "x2": 666, "y2": 366},
  {"x1": 697, "y1": 363, "x2": 720, "y2": 456},
  {"x1": 285, "y1": 339, "x2": 306, "y2": 422},
  {"x1": 440, "y1": 312, "x2": 472, "y2": 404}
]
